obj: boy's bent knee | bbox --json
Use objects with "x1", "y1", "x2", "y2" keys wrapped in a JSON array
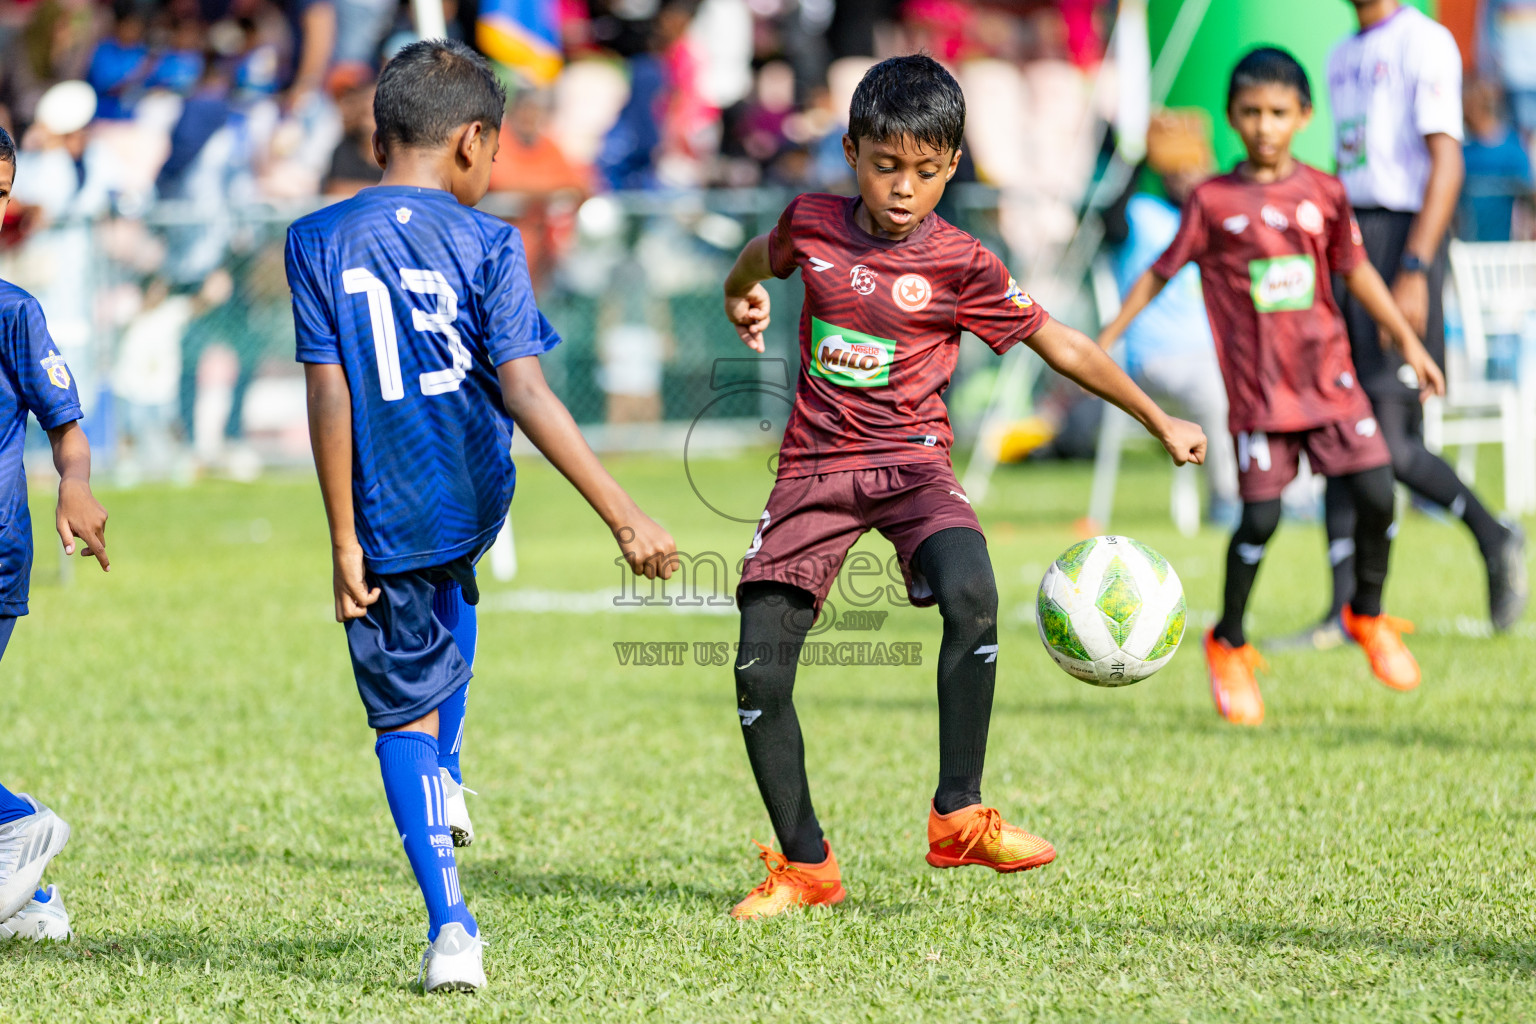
[
  {"x1": 735, "y1": 651, "x2": 795, "y2": 712},
  {"x1": 1347, "y1": 466, "x2": 1396, "y2": 524},
  {"x1": 1235, "y1": 499, "x2": 1282, "y2": 541},
  {"x1": 936, "y1": 572, "x2": 998, "y2": 628}
]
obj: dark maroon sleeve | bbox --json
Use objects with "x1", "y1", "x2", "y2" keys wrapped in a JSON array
[
  {"x1": 955, "y1": 244, "x2": 1050, "y2": 354},
  {"x1": 1151, "y1": 187, "x2": 1208, "y2": 279},
  {"x1": 766, "y1": 195, "x2": 803, "y2": 280},
  {"x1": 1325, "y1": 176, "x2": 1366, "y2": 276}
]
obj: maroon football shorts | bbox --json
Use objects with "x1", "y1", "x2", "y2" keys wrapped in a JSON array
[
  {"x1": 737, "y1": 462, "x2": 984, "y2": 616},
  {"x1": 1233, "y1": 416, "x2": 1391, "y2": 502}
]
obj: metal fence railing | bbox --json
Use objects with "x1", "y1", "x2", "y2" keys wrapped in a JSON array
[{"x1": 3, "y1": 185, "x2": 1030, "y2": 479}]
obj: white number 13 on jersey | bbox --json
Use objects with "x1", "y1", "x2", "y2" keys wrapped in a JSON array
[{"x1": 342, "y1": 267, "x2": 473, "y2": 401}]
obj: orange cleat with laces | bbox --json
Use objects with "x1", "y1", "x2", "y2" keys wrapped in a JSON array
[
  {"x1": 1341, "y1": 607, "x2": 1420, "y2": 691},
  {"x1": 730, "y1": 841, "x2": 846, "y2": 920},
  {"x1": 1204, "y1": 628, "x2": 1266, "y2": 725},
  {"x1": 925, "y1": 803, "x2": 1055, "y2": 873}
]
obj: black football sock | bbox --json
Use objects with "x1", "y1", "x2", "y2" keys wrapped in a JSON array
[
  {"x1": 1339, "y1": 466, "x2": 1396, "y2": 618},
  {"x1": 914, "y1": 528, "x2": 998, "y2": 815},
  {"x1": 1373, "y1": 393, "x2": 1509, "y2": 557},
  {"x1": 1392, "y1": 443, "x2": 1506, "y2": 555},
  {"x1": 1322, "y1": 476, "x2": 1357, "y2": 621},
  {"x1": 734, "y1": 582, "x2": 824, "y2": 864},
  {"x1": 1213, "y1": 499, "x2": 1282, "y2": 649}
]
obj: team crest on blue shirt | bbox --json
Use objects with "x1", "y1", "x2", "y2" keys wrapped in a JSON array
[
  {"x1": 1003, "y1": 276, "x2": 1034, "y2": 309},
  {"x1": 40, "y1": 352, "x2": 70, "y2": 390},
  {"x1": 396, "y1": 207, "x2": 412, "y2": 224}
]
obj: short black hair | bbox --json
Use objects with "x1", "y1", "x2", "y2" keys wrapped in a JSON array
[
  {"x1": 374, "y1": 39, "x2": 506, "y2": 151},
  {"x1": 848, "y1": 54, "x2": 965, "y2": 156},
  {"x1": 0, "y1": 125, "x2": 14, "y2": 172},
  {"x1": 1228, "y1": 46, "x2": 1312, "y2": 111}
]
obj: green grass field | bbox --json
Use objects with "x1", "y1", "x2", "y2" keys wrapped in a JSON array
[{"x1": 2, "y1": 449, "x2": 1533, "y2": 1022}]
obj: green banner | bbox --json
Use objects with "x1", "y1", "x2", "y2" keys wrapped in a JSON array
[{"x1": 1148, "y1": 0, "x2": 1436, "y2": 172}]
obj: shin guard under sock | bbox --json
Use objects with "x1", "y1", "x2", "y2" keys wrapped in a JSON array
[
  {"x1": 375, "y1": 731, "x2": 477, "y2": 940},
  {"x1": 735, "y1": 583, "x2": 825, "y2": 864}
]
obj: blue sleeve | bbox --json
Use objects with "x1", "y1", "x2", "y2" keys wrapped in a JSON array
[
  {"x1": 286, "y1": 227, "x2": 342, "y2": 364},
  {"x1": 479, "y1": 228, "x2": 562, "y2": 366},
  {"x1": 6, "y1": 297, "x2": 82, "y2": 430}
]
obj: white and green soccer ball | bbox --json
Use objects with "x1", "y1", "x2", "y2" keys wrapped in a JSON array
[{"x1": 1036, "y1": 535, "x2": 1186, "y2": 686}]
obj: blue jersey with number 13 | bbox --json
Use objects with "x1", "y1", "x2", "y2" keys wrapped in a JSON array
[{"x1": 286, "y1": 184, "x2": 560, "y2": 575}]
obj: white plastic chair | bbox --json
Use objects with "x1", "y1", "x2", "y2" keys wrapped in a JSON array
[
  {"x1": 1427, "y1": 241, "x2": 1536, "y2": 515},
  {"x1": 1086, "y1": 255, "x2": 1201, "y2": 536}
]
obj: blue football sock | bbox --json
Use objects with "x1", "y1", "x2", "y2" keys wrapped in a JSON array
[
  {"x1": 0, "y1": 784, "x2": 33, "y2": 825},
  {"x1": 435, "y1": 683, "x2": 469, "y2": 785},
  {"x1": 432, "y1": 582, "x2": 476, "y2": 785},
  {"x1": 375, "y1": 731, "x2": 477, "y2": 941},
  {"x1": 32, "y1": 888, "x2": 48, "y2": 903}
]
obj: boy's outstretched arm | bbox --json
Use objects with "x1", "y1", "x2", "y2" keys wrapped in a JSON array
[
  {"x1": 1342, "y1": 262, "x2": 1446, "y2": 400},
  {"x1": 497, "y1": 356, "x2": 676, "y2": 580},
  {"x1": 1096, "y1": 268, "x2": 1168, "y2": 350},
  {"x1": 1028, "y1": 317, "x2": 1207, "y2": 466},
  {"x1": 305, "y1": 363, "x2": 380, "y2": 621},
  {"x1": 723, "y1": 233, "x2": 774, "y2": 353},
  {"x1": 47, "y1": 420, "x2": 108, "y2": 570}
]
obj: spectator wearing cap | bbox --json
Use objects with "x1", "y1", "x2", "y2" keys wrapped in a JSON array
[
  {"x1": 9, "y1": 80, "x2": 126, "y2": 442},
  {"x1": 13, "y1": 80, "x2": 120, "y2": 220}
]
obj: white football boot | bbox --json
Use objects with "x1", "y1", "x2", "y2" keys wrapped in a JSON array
[
  {"x1": 0, "y1": 885, "x2": 71, "y2": 942},
  {"x1": 419, "y1": 922, "x2": 485, "y2": 993},
  {"x1": 0, "y1": 796, "x2": 70, "y2": 921},
  {"x1": 440, "y1": 769, "x2": 475, "y2": 847}
]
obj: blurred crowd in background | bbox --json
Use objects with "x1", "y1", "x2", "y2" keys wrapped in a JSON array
[
  {"x1": 0, "y1": 0, "x2": 1531, "y2": 486},
  {"x1": 0, "y1": 0, "x2": 1117, "y2": 208}
]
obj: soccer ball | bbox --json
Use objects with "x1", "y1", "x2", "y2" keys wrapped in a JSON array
[{"x1": 1036, "y1": 535, "x2": 1186, "y2": 686}]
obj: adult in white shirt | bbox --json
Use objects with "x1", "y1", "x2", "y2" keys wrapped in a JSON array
[{"x1": 1298, "y1": 0, "x2": 1527, "y2": 646}]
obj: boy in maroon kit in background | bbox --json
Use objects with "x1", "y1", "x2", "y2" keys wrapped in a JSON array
[
  {"x1": 719, "y1": 54, "x2": 1208, "y2": 922},
  {"x1": 1100, "y1": 48, "x2": 1445, "y2": 728}
]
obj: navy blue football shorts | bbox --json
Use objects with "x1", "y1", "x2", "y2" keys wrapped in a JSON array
[
  {"x1": 346, "y1": 559, "x2": 477, "y2": 729},
  {"x1": 0, "y1": 616, "x2": 14, "y2": 661}
]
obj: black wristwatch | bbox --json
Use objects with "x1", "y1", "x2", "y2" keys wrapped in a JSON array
[{"x1": 1400, "y1": 252, "x2": 1428, "y2": 275}]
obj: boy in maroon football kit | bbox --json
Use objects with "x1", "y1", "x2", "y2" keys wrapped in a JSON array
[
  {"x1": 1100, "y1": 48, "x2": 1445, "y2": 727},
  {"x1": 720, "y1": 54, "x2": 1207, "y2": 920}
]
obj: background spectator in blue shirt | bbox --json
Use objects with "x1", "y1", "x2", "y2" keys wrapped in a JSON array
[
  {"x1": 86, "y1": 1, "x2": 152, "y2": 121},
  {"x1": 1109, "y1": 112, "x2": 1239, "y2": 525},
  {"x1": 1460, "y1": 78, "x2": 1534, "y2": 242}
]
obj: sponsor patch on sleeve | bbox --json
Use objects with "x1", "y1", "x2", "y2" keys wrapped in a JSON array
[
  {"x1": 40, "y1": 352, "x2": 72, "y2": 390},
  {"x1": 1003, "y1": 276, "x2": 1034, "y2": 309}
]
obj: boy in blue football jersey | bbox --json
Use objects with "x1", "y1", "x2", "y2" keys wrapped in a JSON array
[
  {"x1": 286, "y1": 40, "x2": 675, "y2": 993},
  {"x1": 0, "y1": 125, "x2": 111, "y2": 943}
]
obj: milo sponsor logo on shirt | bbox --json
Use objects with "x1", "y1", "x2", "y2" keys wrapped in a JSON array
[
  {"x1": 1248, "y1": 254, "x2": 1317, "y2": 313},
  {"x1": 809, "y1": 317, "x2": 895, "y2": 388}
]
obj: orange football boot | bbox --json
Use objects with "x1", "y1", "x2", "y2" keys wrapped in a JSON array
[
  {"x1": 1204, "y1": 628, "x2": 1266, "y2": 725},
  {"x1": 1341, "y1": 607, "x2": 1420, "y2": 691},
  {"x1": 925, "y1": 803, "x2": 1055, "y2": 873},
  {"x1": 730, "y1": 841, "x2": 846, "y2": 920}
]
